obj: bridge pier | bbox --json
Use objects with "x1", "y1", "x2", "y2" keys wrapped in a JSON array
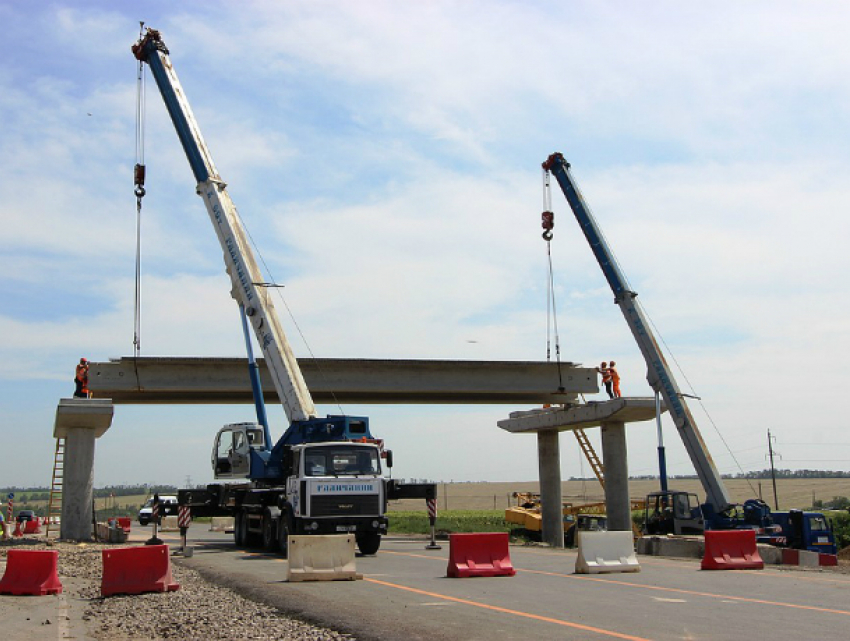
[
  {"x1": 498, "y1": 399, "x2": 663, "y2": 546},
  {"x1": 537, "y1": 431, "x2": 564, "y2": 547},
  {"x1": 53, "y1": 399, "x2": 113, "y2": 541}
]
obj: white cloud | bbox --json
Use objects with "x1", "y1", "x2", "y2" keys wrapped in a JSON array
[{"x1": 3, "y1": 1, "x2": 850, "y2": 487}]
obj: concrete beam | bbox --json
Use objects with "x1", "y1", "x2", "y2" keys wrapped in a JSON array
[
  {"x1": 87, "y1": 357, "x2": 597, "y2": 405},
  {"x1": 497, "y1": 397, "x2": 662, "y2": 434}
]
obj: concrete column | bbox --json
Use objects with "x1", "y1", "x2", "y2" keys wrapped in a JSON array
[
  {"x1": 600, "y1": 420, "x2": 631, "y2": 531},
  {"x1": 54, "y1": 399, "x2": 113, "y2": 541},
  {"x1": 537, "y1": 430, "x2": 564, "y2": 548}
]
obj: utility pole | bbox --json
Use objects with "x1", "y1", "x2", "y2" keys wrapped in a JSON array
[{"x1": 767, "y1": 429, "x2": 780, "y2": 510}]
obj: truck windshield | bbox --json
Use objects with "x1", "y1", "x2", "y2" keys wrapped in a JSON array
[
  {"x1": 809, "y1": 515, "x2": 829, "y2": 531},
  {"x1": 304, "y1": 447, "x2": 380, "y2": 477}
]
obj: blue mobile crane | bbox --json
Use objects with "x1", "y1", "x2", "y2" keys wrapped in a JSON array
[
  {"x1": 542, "y1": 153, "x2": 836, "y2": 554},
  {"x1": 132, "y1": 28, "x2": 434, "y2": 556}
]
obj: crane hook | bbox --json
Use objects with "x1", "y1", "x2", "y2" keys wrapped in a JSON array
[{"x1": 541, "y1": 210, "x2": 554, "y2": 241}]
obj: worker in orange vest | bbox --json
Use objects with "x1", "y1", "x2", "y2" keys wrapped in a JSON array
[
  {"x1": 74, "y1": 358, "x2": 89, "y2": 398},
  {"x1": 609, "y1": 361, "x2": 622, "y2": 398},
  {"x1": 597, "y1": 362, "x2": 613, "y2": 399}
]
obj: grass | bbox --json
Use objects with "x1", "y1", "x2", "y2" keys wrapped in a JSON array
[{"x1": 389, "y1": 509, "x2": 516, "y2": 535}]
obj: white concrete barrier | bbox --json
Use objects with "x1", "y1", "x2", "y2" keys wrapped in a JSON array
[
  {"x1": 287, "y1": 535, "x2": 360, "y2": 582},
  {"x1": 159, "y1": 516, "x2": 180, "y2": 532},
  {"x1": 576, "y1": 531, "x2": 640, "y2": 574},
  {"x1": 210, "y1": 517, "x2": 235, "y2": 532}
]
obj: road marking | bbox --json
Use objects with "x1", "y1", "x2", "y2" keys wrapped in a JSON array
[
  {"x1": 365, "y1": 577, "x2": 653, "y2": 641},
  {"x1": 652, "y1": 597, "x2": 687, "y2": 603},
  {"x1": 523, "y1": 568, "x2": 850, "y2": 616},
  {"x1": 383, "y1": 548, "x2": 850, "y2": 617}
]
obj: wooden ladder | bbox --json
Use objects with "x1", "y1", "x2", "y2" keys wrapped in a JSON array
[
  {"x1": 45, "y1": 437, "x2": 65, "y2": 538},
  {"x1": 573, "y1": 428, "x2": 605, "y2": 487}
]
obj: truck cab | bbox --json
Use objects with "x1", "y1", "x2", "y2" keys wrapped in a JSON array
[
  {"x1": 284, "y1": 441, "x2": 388, "y2": 554},
  {"x1": 770, "y1": 510, "x2": 837, "y2": 555}
]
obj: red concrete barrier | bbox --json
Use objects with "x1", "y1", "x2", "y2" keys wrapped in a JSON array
[
  {"x1": 0, "y1": 549, "x2": 63, "y2": 595},
  {"x1": 701, "y1": 530, "x2": 764, "y2": 570},
  {"x1": 117, "y1": 517, "x2": 132, "y2": 534},
  {"x1": 101, "y1": 545, "x2": 180, "y2": 596},
  {"x1": 447, "y1": 532, "x2": 516, "y2": 578}
]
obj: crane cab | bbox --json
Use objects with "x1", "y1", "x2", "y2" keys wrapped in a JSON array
[
  {"x1": 212, "y1": 422, "x2": 266, "y2": 479},
  {"x1": 644, "y1": 491, "x2": 705, "y2": 535}
]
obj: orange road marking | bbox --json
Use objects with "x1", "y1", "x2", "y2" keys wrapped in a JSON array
[
  {"x1": 522, "y1": 569, "x2": 850, "y2": 616},
  {"x1": 382, "y1": 549, "x2": 850, "y2": 615},
  {"x1": 364, "y1": 577, "x2": 653, "y2": 641}
]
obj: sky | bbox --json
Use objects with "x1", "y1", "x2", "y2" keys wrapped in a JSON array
[{"x1": 2, "y1": 1, "x2": 850, "y2": 496}]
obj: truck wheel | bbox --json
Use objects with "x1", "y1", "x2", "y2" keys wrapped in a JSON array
[
  {"x1": 262, "y1": 512, "x2": 278, "y2": 551},
  {"x1": 234, "y1": 511, "x2": 245, "y2": 547},
  {"x1": 277, "y1": 515, "x2": 291, "y2": 558},
  {"x1": 356, "y1": 533, "x2": 381, "y2": 555}
]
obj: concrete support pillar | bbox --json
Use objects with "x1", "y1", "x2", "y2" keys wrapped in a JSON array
[
  {"x1": 537, "y1": 430, "x2": 564, "y2": 548},
  {"x1": 600, "y1": 420, "x2": 631, "y2": 531},
  {"x1": 54, "y1": 399, "x2": 113, "y2": 541}
]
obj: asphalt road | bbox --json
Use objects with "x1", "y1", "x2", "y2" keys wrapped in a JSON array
[{"x1": 168, "y1": 529, "x2": 850, "y2": 641}]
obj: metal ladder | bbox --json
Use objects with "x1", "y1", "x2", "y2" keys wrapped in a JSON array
[
  {"x1": 573, "y1": 428, "x2": 605, "y2": 487},
  {"x1": 45, "y1": 438, "x2": 65, "y2": 538}
]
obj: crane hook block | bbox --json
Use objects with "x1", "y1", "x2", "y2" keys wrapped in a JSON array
[
  {"x1": 541, "y1": 210, "x2": 554, "y2": 240},
  {"x1": 134, "y1": 163, "x2": 146, "y2": 199}
]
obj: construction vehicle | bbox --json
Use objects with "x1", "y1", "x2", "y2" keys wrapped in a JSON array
[
  {"x1": 133, "y1": 28, "x2": 435, "y2": 556},
  {"x1": 505, "y1": 492, "x2": 638, "y2": 546},
  {"x1": 542, "y1": 153, "x2": 836, "y2": 555}
]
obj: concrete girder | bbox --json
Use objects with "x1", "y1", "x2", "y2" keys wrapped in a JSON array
[{"x1": 87, "y1": 357, "x2": 597, "y2": 405}]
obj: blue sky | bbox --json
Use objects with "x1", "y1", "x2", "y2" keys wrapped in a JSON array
[{"x1": 2, "y1": 1, "x2": 849, "y2": 493}]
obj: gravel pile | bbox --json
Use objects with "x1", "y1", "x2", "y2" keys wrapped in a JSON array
[{"x1": 1, "y1": 540, "x2": 356, "y2": 640}]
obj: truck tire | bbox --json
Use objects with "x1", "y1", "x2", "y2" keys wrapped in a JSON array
[
  {"x1": 262, "y1": 512, "x2": 278, "y2": 551},
  {"x1": 277, "y1": 514, "x2": 291, "y2": 558},
  {"x1": 234, "y1": 510, "x2": 245, "y2": 547},
  {"x1": 356, "y1": 532, "x2": 381, "y2": 555}
]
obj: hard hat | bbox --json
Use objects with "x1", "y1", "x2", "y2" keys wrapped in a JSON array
[{"x1": 80, "y1": 358, "x2": 88, "y2": 363}]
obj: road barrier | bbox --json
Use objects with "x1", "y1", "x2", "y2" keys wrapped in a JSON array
[
  {"x1": 781, "y1": 548, "x2": 838, "y2": 567},
  {"x1": 701, "y1": 530, "x2": 764, "y2": 570},
  {"x1": 210, "y1": 517, "x2": 235, "y2": 532},
  {"x1": 575, "y1": 531, "x2": 640, "y2": 574},
  {"x1": 287, "y1": 535, "x2": 360, "y2": 582},
  {"x1": 101, "y1": 544, "x2": 180, "y2": 596},
  {"x1": 0, "y1": 549, "x2": 63, "y2": 595},
  {"x1": 117, "y1": 517, "x2": 132, "y2": 534},
  {"x1": 23, "y1": 519, "x2": 42, "y2": 535},
  {"x1": 446, "y1": 532, "x2": 516, "y2": 578},
  {"x1": 160, "y1": 516, "x2": 180, "y2": 531}
]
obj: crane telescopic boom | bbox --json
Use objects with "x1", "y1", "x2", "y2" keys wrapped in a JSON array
[
  {"x1": 542, "y1": 152, "x2": 732, "y2": 515},
  {"x1": 132, "y1": 29, "x2": 316, "y2": 425}
]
